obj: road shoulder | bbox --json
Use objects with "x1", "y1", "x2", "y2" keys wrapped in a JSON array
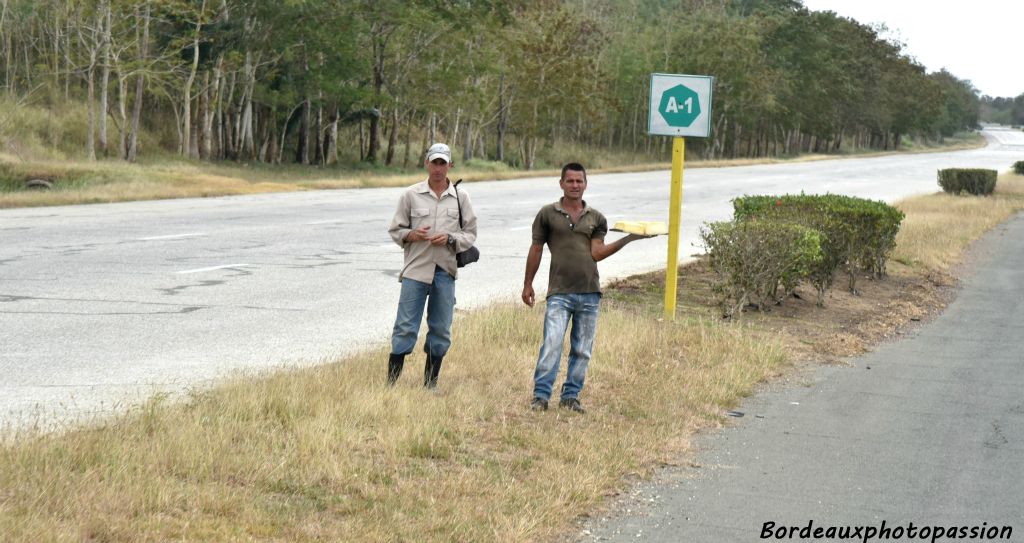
[{"x1": 583, "y1": 213, "x2": 1024, "y2": 542}]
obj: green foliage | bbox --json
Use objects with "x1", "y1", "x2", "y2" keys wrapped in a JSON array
[
  {"x1": 937, "y1": 168, "x2": 997, "y2": 196},
  {"x1": 700, "y1": 219, "x2": 823, "y2": 317},
  {"x1": 928, "y1": 70, "x2": 981, "y2": 137},
  {"x1": 1013, "y1": 161, "x2": 1024, "y2": 175},
  {"x1": 733, "y1": 194, "x2": 905, "y2": 303},
  {"x1": 980, "y1": 93, "x2": 1024, "y2": 126},
  {"x1": 0, "y1": 0, "x2": 990, "y2": 166}
]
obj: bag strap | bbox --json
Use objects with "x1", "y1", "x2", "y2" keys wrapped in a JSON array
[{"x1": 453, "y1": 179, "x2": 464, "y2": 229}]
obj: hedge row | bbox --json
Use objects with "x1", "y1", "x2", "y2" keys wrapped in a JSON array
[
  {"x1": 701, "y1": 194, "x2": 904, "y2": 315},
  {"x1": 1013, "y1": 161, "x2": 1024, "y2": 175},
  {"x1": 937, "y1": 168, "x2": 996, "y2": 196}
]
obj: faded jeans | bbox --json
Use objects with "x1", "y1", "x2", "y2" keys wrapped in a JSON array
[
  {"x1": 391, "y1": 266, "x2": 455, "y2": 359},
  {"x1": 532, "y1": 293, "x2": 601, "y2": 402}
]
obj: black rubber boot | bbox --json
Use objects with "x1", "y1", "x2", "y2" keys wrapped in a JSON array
[
  {"x1": 387, "y1": 353, "x2": 405, "y2": 386},
  {"x1": 423, "y1": 353, "x2": 444, "y2": 389}
]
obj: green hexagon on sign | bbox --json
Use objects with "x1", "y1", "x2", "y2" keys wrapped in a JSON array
[{"x1": 658, "y1": 84, "x2": 701, "y2": 128}]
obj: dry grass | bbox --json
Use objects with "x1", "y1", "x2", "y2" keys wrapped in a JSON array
[
  {"x1": 0, "y1": 302, "x2": 787, "y2": 541},
  {"x1": 892, "y1": 172, "x2": 1024, "y2": 271}
]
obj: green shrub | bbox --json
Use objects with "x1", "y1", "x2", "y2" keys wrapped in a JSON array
[
  {"x1": 700, "y1": 219, "x2": 823, "y2": 317},
  {"x1": 733, "y1": 194, "x2": 905, "y2": 302},
  {"x1": 937, "y1": 168, "x2": 997, "y2": 195},
  {"x1": 1013, "y1": 161, "x2": 1024, "y2": 175}
]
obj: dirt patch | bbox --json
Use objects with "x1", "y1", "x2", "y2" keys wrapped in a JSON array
[{"x1": 605, "y1": 257, "x2": 958, "y2": 365}]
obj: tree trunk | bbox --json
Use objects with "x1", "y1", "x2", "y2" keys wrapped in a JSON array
[
  {"x1": 451, "y1": 107, "x2": 462, "y2": 149},
  {"x1": 264, "y1": 108, "x2": 276, "y2": 163},
  {"x1": 85, "y1": 63, "x2": 96, "y2": 161},
  {"x1": 234, "y1": 44, "x2": 256, "y2": 160},
  {"x1": 730, "y1": 121, "x2": 742, "y2": 158},
  {"x1": 385, "y1": 108, "x2": 399, "y2": 166},
  {"x1": 257, "y1": 106, "x2": 271, "y2": 162},
  {"x1": 63, "y1": 8, "x2": 71, "y2": 99},
  {"x1": 462, "y1": 118, "x2": 472, "y2": 162},
  {"x1": 523, "y1": 137, "x2": 537, "y2": 170},
  {"x1": 359, "y1": 119, "x2": 365, "y2": 159},
  {"x1": 326, "y1": 105, "x2": 338, "y2": 165},
  {"x1": 117, "y1": 74, "x2": 127, "y2": 158},
  {"x1": 172, "y1": 103, "x2": 184, "y2": 155},
  {"x1": 295, "y1": 97, "x2": 309, "y2": 164},
  {"x1": 278, "y1": 102, "x2": 303, "y2": 165},
  {"x1": 98, "y1": 0, "x2": 111, "y2": 156},
  {"x1": 3, "y1": 2, "x2": 16, "y2": 93},
  {"x1": 403, "y1": 117, "x2": 412, "y2": 168},
  {"x1": 183, "y1": 0, "x2": 204, "y2": 158},
  {"x1": 127, "y1": 3, "x2": 150, "y2": 162},
  {"x1": 429, "y1": 112, "x2": 436, "y2": 147},
  {"x1": 222, "y1": 71, "x2": 235, "y2": 158},
  {"x1": 420, "y1": 117, "x2": 430, "y2": 167},
  {"x1": 5, "y1": 32, "x2": 12, "y2": 94},
  {"x1": 241, "y1": 67, "x2": 255, "y2": 159},
  {"x1": 201, "y1": 70, "x2": 213, "y2": 159},
  {"x1": 496, "y1": 74, "x2": 506, "y2": 162},
  {"x1": 315, "y1": 99, "x2": 324, "y2": 165}
]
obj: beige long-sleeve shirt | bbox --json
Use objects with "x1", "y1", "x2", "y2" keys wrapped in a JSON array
[{"x1": 388, "y1": 180, "x2": 477, "y2": 283}]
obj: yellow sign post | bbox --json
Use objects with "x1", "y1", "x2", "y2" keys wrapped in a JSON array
[
  {"x1": 649, "y1": 73, "x2": 712, "y2": 320},
  {"x1": 664, "y1": 137, "x2": 685, "y2": 320}
]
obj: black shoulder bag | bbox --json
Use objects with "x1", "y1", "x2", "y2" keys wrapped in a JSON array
[{"x1": 453, "y1": 179, "x2": 480, "y2": 268}]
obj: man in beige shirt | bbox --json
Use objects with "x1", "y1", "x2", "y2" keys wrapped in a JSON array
[{"x1": 387, "y1": 143, "x2": 477, "y2": 388}]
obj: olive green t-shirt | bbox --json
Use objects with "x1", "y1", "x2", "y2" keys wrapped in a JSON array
[{"x1": 532, "y1": 199, "x2": 608, "y2": 296}]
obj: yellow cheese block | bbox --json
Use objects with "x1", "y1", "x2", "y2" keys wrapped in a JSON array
[{"x1": 611, "y1": 221, "x2": 668, "y2": 235}]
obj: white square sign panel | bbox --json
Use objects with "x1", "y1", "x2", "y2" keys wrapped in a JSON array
[{"x1": 648, "y1": 73, "x2": 714, "y2": 138}]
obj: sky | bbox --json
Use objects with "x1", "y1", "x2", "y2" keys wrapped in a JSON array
[{"x1": 800, "y1": 0, "x2": 1023, "y2": 98}]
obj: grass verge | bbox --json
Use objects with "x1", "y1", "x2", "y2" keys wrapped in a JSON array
[
  {"x1": 1, "y1": 307, "x2": 787, "y2": 541},
  {"x1": 1, "y1": 174, "x2": 1021, "y2": 542},
  {"x1": 0, "y1": 132, "x2": 985, "y2": 209}
]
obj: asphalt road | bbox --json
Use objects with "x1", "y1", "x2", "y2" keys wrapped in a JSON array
[
  {"x1": 584, "y1": 214, "x2": 1024, "y2": 542},
  {"x1": 2, "y1": 127, "x2": 1023, "y2": 429}
]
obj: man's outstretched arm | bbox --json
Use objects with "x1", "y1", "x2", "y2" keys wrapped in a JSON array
[{"x1": 591, "y1": 234, "x2": 650, "y2": 262}]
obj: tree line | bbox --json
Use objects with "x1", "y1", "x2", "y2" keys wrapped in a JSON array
[
  {"x1": 0, "y1": 0, "x2": 984, "y2": 168},
  {"x1": 980, "y1": 94, "x2": 1024, "y2": 126}
]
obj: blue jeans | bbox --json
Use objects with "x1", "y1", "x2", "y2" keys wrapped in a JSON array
[
  {"x1": 391, "y1": 266, "x2": 455, "y2": 359},
  {"x1": 533, "y1": 293, "x2": 601, "y2": 402}
]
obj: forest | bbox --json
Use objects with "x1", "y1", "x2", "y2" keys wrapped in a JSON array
[{"x1": 0, "y1": 0, "x2": 989, "y2": 170}]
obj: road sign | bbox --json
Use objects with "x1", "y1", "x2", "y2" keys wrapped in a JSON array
[
  {"x1": 648, "y1": 73, "x2": 713, "y2": 138},
  {"x1": 646, "y1": 73, "x2": 713, "y2": 320}
]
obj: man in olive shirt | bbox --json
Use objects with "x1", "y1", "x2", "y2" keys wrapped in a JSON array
[
  {"x1": 387, "y1": 143, "x2": 477, "y2": 388},
  {"x1": 522, "y1": 163, "x2": 651, "y2": 412}
]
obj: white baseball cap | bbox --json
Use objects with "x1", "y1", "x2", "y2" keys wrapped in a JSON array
[{"x1": 426, "y1": 143, "x2": 452, "y2": 164}]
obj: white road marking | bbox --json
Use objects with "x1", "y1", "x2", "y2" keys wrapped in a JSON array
[
  {"x1": 176, "y1": 264, "x2": 251, "y2": 274},
  {"x1": 138, "y1": 233, "x2": 206, "y2": 241}
]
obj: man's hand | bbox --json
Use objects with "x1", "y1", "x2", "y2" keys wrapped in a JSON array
[
  {"x1": 405, "y1": 226, "x2": 431, "y2": 242},
  {"x1": 522, "y1": 285, "x2": 535, "y2": 307},
  {"x1": 428, "y1": 233, "x2": 449, "y2": 246}
]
